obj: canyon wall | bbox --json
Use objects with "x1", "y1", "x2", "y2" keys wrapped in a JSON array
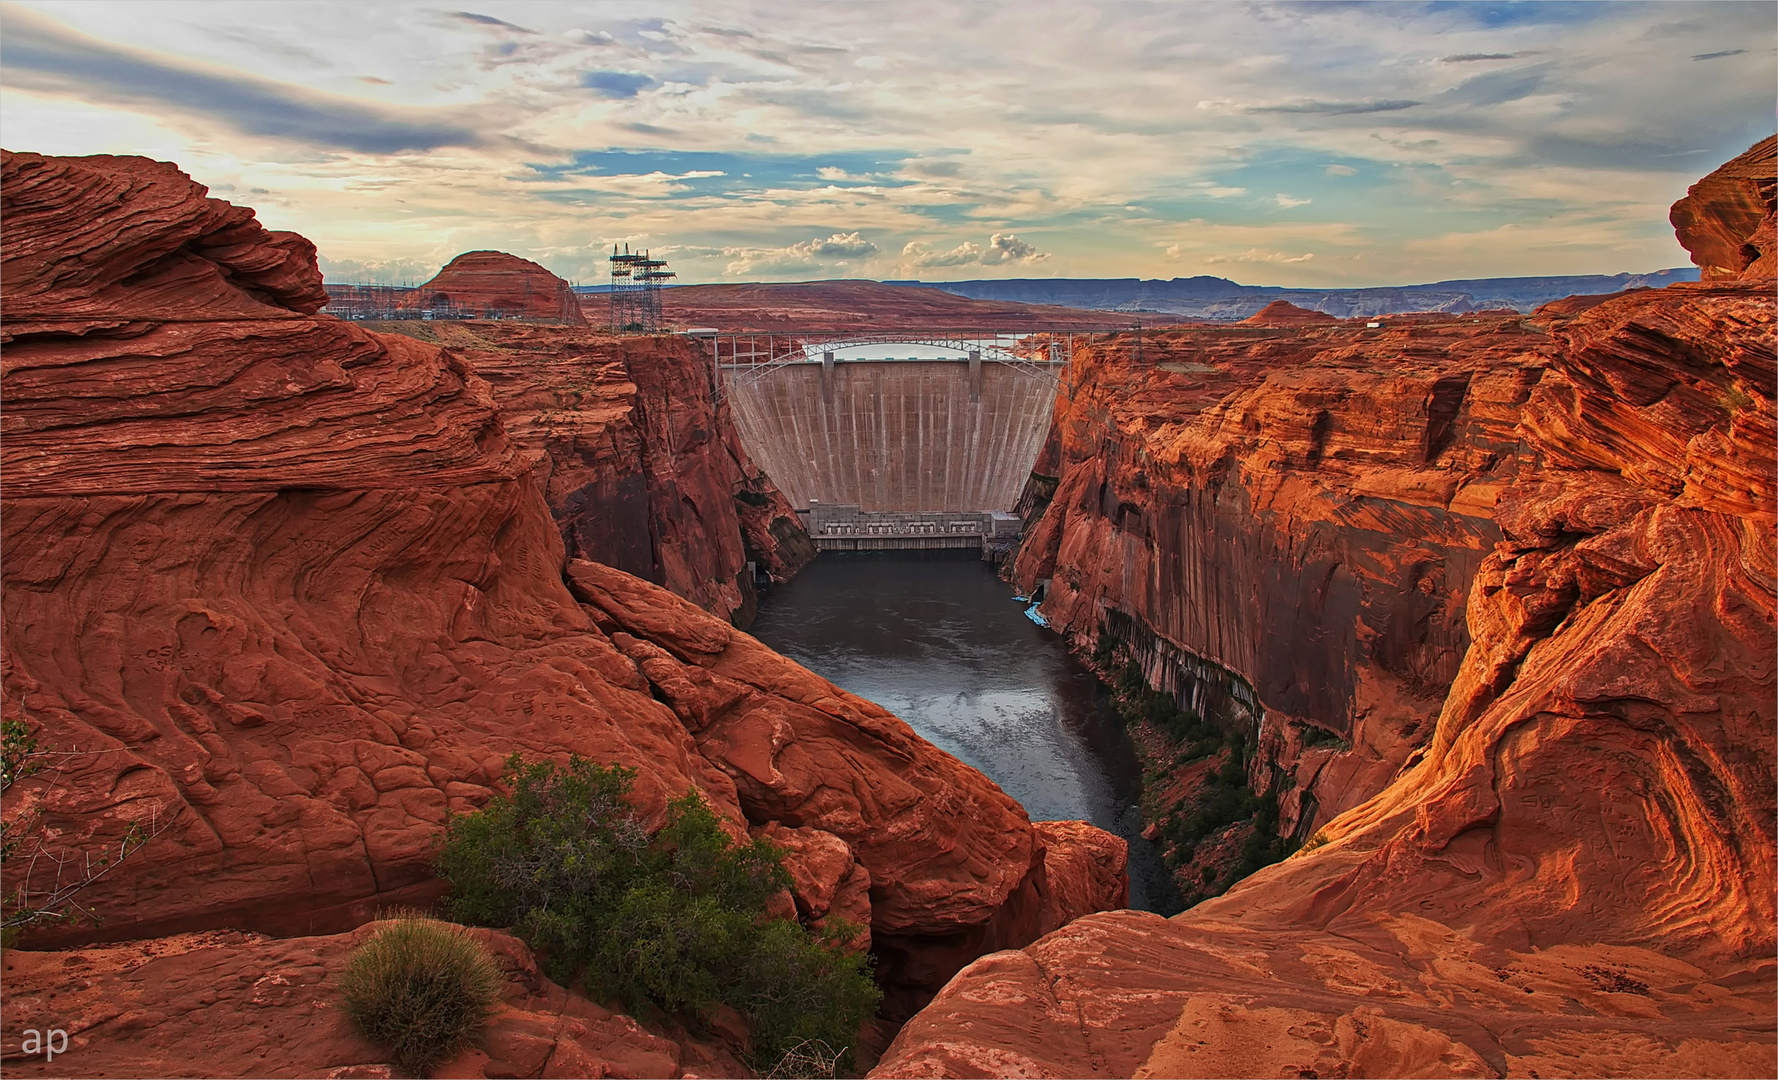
[
  {"x1": 0, "y1": 151, "x2": 1125, "y2": 1060},
  {"x1": 1011, "y1": 312, "x2": 1545, "y2": 836},
  {"x1": 876, "y1": 140, "x2": 1776, "y2": 1079},
  {"x1": 366, "y1": 320, "x2": 814, "y2": 627},
  {"x1": 727, "y1": 361, "x2": 1058, "y2": 512}
]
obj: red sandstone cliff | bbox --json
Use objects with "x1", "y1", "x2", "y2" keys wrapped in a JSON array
[
  {"x1": 403, "y1": 250, "x2": 587, "y2": 324},
  {"x1": 874, "y1": 142, "x2": 1776, "y2": 1079},
  {"x1": 1671, "y1": 134, "x2": 1776, "y2": 283},
  {"x1": 367, "y1": 320, "x2": 815, "y2": 627},
  {"x1": 0, "y1": 151, "x2": 1125, "y2": 1071}
]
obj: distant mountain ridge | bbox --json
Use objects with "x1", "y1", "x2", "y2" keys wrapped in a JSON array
[{"x1": 878, "y1": 269, "x2": 1701, "y2": 320}]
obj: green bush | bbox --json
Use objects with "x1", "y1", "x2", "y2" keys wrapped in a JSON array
[
  {"x1": 339, "y1": 916, "x2": 503, "y2": 1077},
  {"x1": 437, "y1": 755, "x2": 880, "y2": 1072}
]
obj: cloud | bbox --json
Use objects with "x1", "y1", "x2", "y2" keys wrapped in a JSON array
[
  {"x1": 580, "y1": 70, "x2": 655, "y2": 98},
  {"x1": 449, "y1": 11, "x2": 535, "y2": 34},
  {"x1": 718, "y1": 231, "x2": 879, "y2": 275},
  {"x1": 1186, "y1": 181, "x2": 1248, "y2": 197},
  {"x1": 791, "y1": 231, "x2": 878, "y2": 257},
  {"x1": 0, "y1": 7, "x2": 483, "y2": 153},
  {"x1": 1273, "y1": 193, "x2": 1312, "y2": 208},
  {"x1": 901, "y1": 232, "x2": 1049, "y2": 268},
  {"x1": 1249, "y1": 99, "x2": 1422, "y2": 115},
  {"x1": 1692, "y1": 49, "x2": 1747, "y2": 61},
  {"x1": 1325, "y1": 164, "x2": 1357, "y2": 176},
  {"x1": 1206, "y1": 249, "x2": 1316, "y2": 265},
  {"x1": 1441, "y1": 53, "x2": 1520, "y2": 62}
]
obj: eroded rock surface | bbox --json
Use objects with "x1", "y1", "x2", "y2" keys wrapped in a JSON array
[
  {"x1": 0, "y1": 920, "x2": 737, "y2": 1079},
  {"x1": 367, "y1": 320, "x2": 815, "y2": 627},
  {"x1": 1670, "y1": 134, "x2": 1776, "y2": 283},
  {"x1": 881, "y1": 142, "x2": 1776, "y2": 1078},
  {"x1": 0, "y1": 151, "x2": 1125, "y2": 1032}
]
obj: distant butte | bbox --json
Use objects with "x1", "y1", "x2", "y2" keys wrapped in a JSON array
[
  {"x1": 1239, "y1": 299, "x2": 1340, "y2": 325},
  {"x1": 406, "y1": 249, "x2": 587, "y2": 324}
]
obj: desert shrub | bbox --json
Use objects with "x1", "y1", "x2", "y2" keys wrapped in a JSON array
[
  {"x1": 437, "y1": 755, "x2": 880, "y2": 1070},
  {"x1": 339, "y1": 916, "x2": 503, "y2": 1077}
]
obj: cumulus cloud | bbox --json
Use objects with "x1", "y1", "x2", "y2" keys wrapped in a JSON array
[
  {"x1": 1206, "y1": 249, "x2": 1316, "y2": 265},
  {"x1": 791, "y1": 231, "x2": 878, "y2": 257},
  {"x1": 718, "y1": 231, "x2": 878, "y2": 276},
  {"x1": 901, "y1": 232, "x2": 1049, "y2": 268}
]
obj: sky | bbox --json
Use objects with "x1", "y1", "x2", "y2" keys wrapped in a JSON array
[{"x1": 2, "y1": 1, "x2": 1772, "y2": 287}]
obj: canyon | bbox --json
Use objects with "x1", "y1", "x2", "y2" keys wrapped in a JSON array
[
  {"x1": 0, "y1": 133, "x2": 1770, "y2": 1080},
  {"x1": 872, "y1": 137, "x2": 1776, "y2": 1077},
  {"x1": 0, "y1": 150, "x2": 1125, "y2": 1076}
]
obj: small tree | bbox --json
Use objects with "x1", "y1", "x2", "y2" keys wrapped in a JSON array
[{"x1": 437, "y1": 755, "x2": 880, "y2": 1073}]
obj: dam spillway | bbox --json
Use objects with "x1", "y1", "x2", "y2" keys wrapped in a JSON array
[{"x1": 723, "y1": 358, "x2": 1062, "y2": 526}]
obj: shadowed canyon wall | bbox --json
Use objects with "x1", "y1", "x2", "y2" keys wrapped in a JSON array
[
  {"x1": 727, "y1": 361, "x2": 1058, "y2": 512},
  {"x1": 0, "y1": 151, "x2": 1128, "y2": 1073},
  {"x1": 363, "y1": 320, "x2": 814, "y2": 627},
  {"x1": 874, "y1": 139, "x2": 1776, "y2": 1079}
]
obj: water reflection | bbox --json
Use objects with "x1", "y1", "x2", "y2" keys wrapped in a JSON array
[{"x1": 750, "y1": 550, "x2": 1181, "y2": 915}]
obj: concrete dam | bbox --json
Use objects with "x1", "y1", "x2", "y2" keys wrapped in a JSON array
[{"x1": 719, "y1": 340, "x2": 1065, "y2": 551}]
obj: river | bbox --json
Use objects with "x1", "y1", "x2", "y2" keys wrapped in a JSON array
[{"x1": 749, "y1": 549, "x2": 1180, "y2": 915}]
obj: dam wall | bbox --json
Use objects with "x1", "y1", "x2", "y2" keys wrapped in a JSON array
[{"x1": 724, "y1": 359, "x2": 1060, "y2": 512}]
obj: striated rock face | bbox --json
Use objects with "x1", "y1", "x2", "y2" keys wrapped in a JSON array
[
  {"x1": 1670, "y1": 134, "x2": 1776, "y2": 283},
  {"x1": 876, "y1": 144, "x2": 1776, "y2": 1079},
  {"x1": 1012, "y1": 313, "x2": 1549, "y2": 842},
  {"x1": 367, "y1": 320, "x2": 814, "y2": 626},
  {"x1": 1, "y1": 920, "x2": 740, "y2": 1079},
  {"x1": 0, "y1": 151, "x2": 1124, "y2": 1025},
  {"x1": 404, "y1": 250, "x2": 587, "y2": 324},
  {"x1": 1240, "y1": 299, "x2": 1339, "y2": 325}
]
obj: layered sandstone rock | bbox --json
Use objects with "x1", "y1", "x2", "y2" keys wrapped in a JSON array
[
  {"x1": 1670, "y1": 134, "x2": 1776, "y2": 283},
  {"x1": 1013, "y1": 314, "x2": 1549, "y2": 842},
  {"x1": 1, "y1": 921, "x2": 739, "y2": 1079},
  {"x1": 0, "y1": 151, "x2": 1123, "y2": 1029},
  {"x1": 876, "y1": 143, "x2": 1776, "y2": 1079},
  {"x1": 404, "y1": 250, "x2": 586, "y2": 324},
  {"x1": 367, "y1": 320, "x2": 815, "y2": 626}
]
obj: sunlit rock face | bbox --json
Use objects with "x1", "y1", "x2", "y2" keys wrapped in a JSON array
[
  {"x1": 0, "y1": 152, "x2": 1127, "y2": 1048},
  {"x1": 879, "y1": 140, "x2": 1776, "y2": 1079}
]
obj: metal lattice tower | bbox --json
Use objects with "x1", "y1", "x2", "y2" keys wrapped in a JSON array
[{"x1": 608, "y1": 244, "x2": 675, "y2": 333}]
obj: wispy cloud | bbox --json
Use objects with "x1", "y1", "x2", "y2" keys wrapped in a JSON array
[
  {"x1": 1249, "y1": 99, "x2": 1422, "y2": 115},
  {"x1": 0, "y1": 5, "x2": 484, "y2": 153},
  {"x1": 1692, "y1": 49, "x2": 1747, "y2": 61}
]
